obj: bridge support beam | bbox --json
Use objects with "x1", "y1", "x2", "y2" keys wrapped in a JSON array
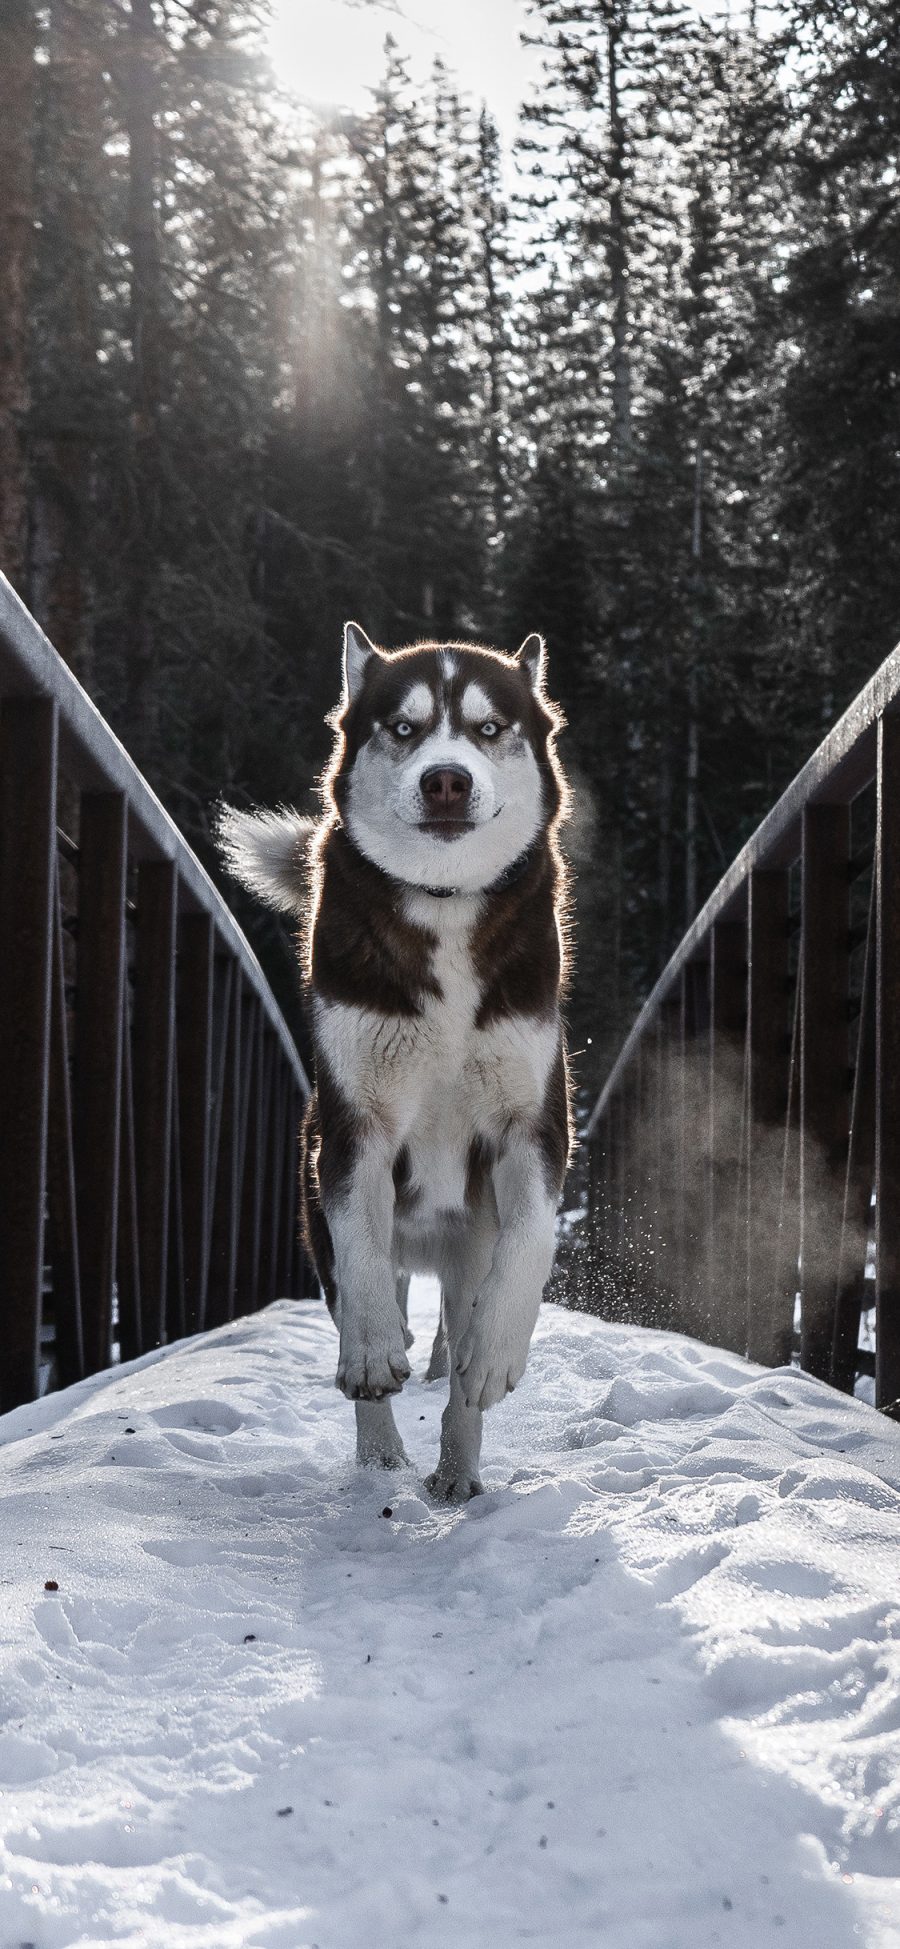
[
  {"x1": 73, "y1": 791, "x2": 127, "y2": 1376},
  {"x1": 875, "y1": 713, "x2": 900, "y2": 1414},
  {"x1": 133, "y1": 858, "x2": 177, "y2": 1354},
  {"x1": 708, "y1": 919, "x2": 747, "y2": 1353},
  {"x1": 800, "y1": 803, "x2": 850, "y2": 1380},
  {"x1": 746, "y1": 868, "x2": 792, "y2": 1366},
  {"x1": 178, "y1": 912, "x2": 214, "y2": 1334},
  {"x1": 0, "y1": 697, "x2": 57, "y2": 1411},
  {"x1": 206, "y1": 956, "x2": 242, "y2": 1328},
  {"x1": 658, "y1": 992, "x2": 683, "y2": 1328},
  {"x1": 47, "y1": 862, "x2": 84, "y2": 1387},
  {"x1": 678, "y1": 958, "x2": 709, "y2": 1341},
  {"x1": 833, "y1": 876, "x2": 876, "y2": 1393},
  {"x1": 259, "y1": 1030, "x2": 285, "y2": 1310},
  {"x1": 237, "y1": 999, "x2": 265, "y2": 1313}
]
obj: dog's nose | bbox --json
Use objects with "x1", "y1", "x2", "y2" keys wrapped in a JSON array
[{"x1": 420, "y1": 766, "x2": 473, "y2": 813}]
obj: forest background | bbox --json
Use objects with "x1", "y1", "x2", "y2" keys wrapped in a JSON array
[{"x1": 1, "y1": 0, "x2": 898, "y2": 1104}]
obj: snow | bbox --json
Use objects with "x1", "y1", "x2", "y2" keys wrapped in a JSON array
[{"x1": 1, "y1": 1281, "x2": 900, "y2": 1949}]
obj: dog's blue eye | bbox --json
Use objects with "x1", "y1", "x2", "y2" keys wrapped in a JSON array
[
  {"x1": 393, "y1": 721, "x2": 413, "y2": 739},
  {"x1": 480, "y1": 720, "x2": 501, "y2": 738}
]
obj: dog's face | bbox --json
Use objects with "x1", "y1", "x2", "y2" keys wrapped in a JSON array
[{"x1": 329, "y1": 626, "x2": 564, "y2": 893}]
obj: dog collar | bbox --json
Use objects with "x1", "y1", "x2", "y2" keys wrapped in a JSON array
[
  {"x1": 418, "y1": 842, "x2": 539, "y2": 901},
  {"x1": 336, "y1": 826, "x2": 539, "y2": 902}
]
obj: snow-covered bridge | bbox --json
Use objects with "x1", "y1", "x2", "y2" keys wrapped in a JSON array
[
  {"x1": 3, "y1": 577, "x2": 900, "y2": 1943},
  {"x1": 1, "y1": 1281, "x2": 899, "y2": 1947}
]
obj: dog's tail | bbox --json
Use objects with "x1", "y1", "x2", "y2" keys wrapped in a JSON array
[{"x1": 215, "y1": 804, "x2": 314, "y2": 917}]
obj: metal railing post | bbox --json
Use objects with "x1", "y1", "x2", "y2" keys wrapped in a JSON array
[
  {"x1": 875, "y1": 714, "x2": 900, "y2": 1413},
  {"x1": 73, "y1": 791, "x2": 127, "y2": 1376},
  {"x1": 0, "y1": 697, "x2": 57, "y2": 1410},
  {"x1": 746, "y1": 867, "x2": 792, "y2": 1365},
  {"x1": 206, "y1": 954, "x2": 242, "y2": 1328},
  {"x1": 708, "y1": 918, "x2": 746, "y2": 1351},
  {"x1": 47, "y1": 860, "x2": 84, "y2": 1386},
  {"x1": 177, "y1": 911, "x2": 214, "y2": 1333},
  {"x1": 800, "y1": 802, "x2": 850, "y2": 1379},
  {"x1": 134, "y1": 859, "x2": 177, "y2": 1351}
]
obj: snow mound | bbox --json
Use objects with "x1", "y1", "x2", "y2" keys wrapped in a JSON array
[{"x1": 1, "y1": 1284, "x2": 899, "y2": 1948}]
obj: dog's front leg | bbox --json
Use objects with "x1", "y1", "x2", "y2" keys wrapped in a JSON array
[
  {"x1": 455, "y1": 1130, "x2": 557, "y2": 1412},
  {"x1": 328, "y1": 1143, "x2": 410, "y2": 1401},
  {"x1": 425, "y1": 1227, "x2": 495, "y2": 1501}
]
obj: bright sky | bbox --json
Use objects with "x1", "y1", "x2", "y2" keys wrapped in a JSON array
[{"x1": 267, "y1": 0, "x2": 541, "y2": 150}]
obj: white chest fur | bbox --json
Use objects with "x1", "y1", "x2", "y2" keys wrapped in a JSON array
[{"x1": 313, "y1": 893, "x2": 558, "y2": 1223}]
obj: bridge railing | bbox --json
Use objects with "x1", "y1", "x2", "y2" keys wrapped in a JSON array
[
  {"x1": 585, "y1": 646, "x2": 900, "y2": 1417},
  {"x1": 0, "y1": 575, "x2": 311, "y2": 1413}
]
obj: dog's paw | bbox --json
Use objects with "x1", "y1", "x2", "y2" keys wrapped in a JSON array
[
  {"x1": 337, "y1": 1324, "x2": 411, "y2": 1401},
  {"x1": 355, "y1": 1400, "x2": 408, "y2": 1467},
  {"x1": 357, "y1": 1435, "x2": 409, "y2": 1469},
  {"x1": 425, "y1": 1466, "x2": 484, "y2": 1504},
  {"x1": 454, "y1": 1302, "x2": 532, "y2": 1411}
]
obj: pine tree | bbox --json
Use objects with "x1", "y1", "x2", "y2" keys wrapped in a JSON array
[
  {"x1": 512, "y1": 0, "x2": 703, "y2": 1004},
  {"x1": 340, "y1": 41, "x2": 492, "y2": 641},
  {"x1": 262, "y1": 108, "x2": 373, "y2": 784},
  {"x1": 771, "y1": 0, "x2": 900, "y2": 713},
  {"x1": 0, "y1": 0, "x2": 36, "y2": 591},
  {"x1": 30, "y1": 0, "x2": 109, "y2": 680},
  {"x1": 118, "y1": 0, "x2": 166, "y2": 770},
  {"x1": 472, "y1": 109, "x2": 510, "y2": 572},
  {"x1": 10, "y1": 0, "x2": 900, "y2": 1073}
]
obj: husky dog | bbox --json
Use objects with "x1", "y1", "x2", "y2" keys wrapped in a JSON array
[{"x1": 218, "y1": 624, "x2": 571, "y2": 1501}]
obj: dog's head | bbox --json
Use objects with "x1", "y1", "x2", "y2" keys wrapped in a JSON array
[{"x1": 327, "y1": 626, "x2": 567, "y2": 893}]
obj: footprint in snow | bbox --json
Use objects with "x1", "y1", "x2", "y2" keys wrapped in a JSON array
[
  {"x1": 643, "y1": 1540, "x2": 731, "y2": 1599},
  {"x1": 213, "y1": 1472, "x2": 301, "y2": 1499},
  {"x1": 0, "y1": 1730, "x2": 58, "y2": 1785},
  {"x1": 141, "y1": 1539, "x2": 220, "y2": 1567},
  {"x1": 149, "y1": 1400, "x2": 244, "y2": 1437},
  {"x1": 739, "y1": 1559, "x2": 838, "y2": 1600}
]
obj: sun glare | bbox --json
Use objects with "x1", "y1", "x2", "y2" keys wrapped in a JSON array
[
  {"x1": 267, "y1": 0, "x2": 540, "y2": 147},
  {"x1": 268, "y1": 0, "x2": 398, "y2": 112}
]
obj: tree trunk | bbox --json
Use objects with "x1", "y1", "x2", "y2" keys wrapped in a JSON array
[
  {"x1": 685, "y1": 443, "x2": 704, "y2": 924},
  {"x1": 658, "y1": 656, "x2": 673, "y2": 960},
  {"x1": 606, "y1": 16, "x2": 632, "y2": 452},
  {"x1": 366, "y1": 88, "x2": 394, "y2": 639},
  {"x1": 685, "y1": 671, "x2": 699, "y2": 922},
  {"x1": 30, "y1": 0, "x2": 105, "y2": 683},
  {"x1": 124, "y1": 0, "x2": 163, "y2": 770},
  {"x1": 0, "y1": 0, "x2": 36, "y2": 592},
  {"x1": 478, "y1": 111, "x2": 506, "y2": 545}
]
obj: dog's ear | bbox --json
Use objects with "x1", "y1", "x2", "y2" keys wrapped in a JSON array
[
  {"x1": 515, "y1": 632, "x2": 547, "y2": 691},
  {"x1": 342, "y1": 621, "x2": 380, "y2": 703}
]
